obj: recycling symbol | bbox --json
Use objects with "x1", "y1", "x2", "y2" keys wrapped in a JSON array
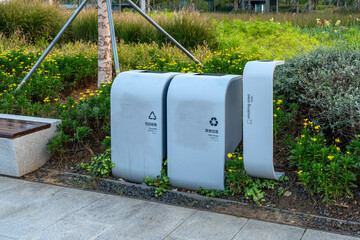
[
  {"x1": 148, "y1": 111, "x2": 157, "y2": 120},
  {"x1": 209, "y1": 117, "x2": 218, "y2": 126}
]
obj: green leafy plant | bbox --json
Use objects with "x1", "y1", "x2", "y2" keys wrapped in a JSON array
[
  {"x1": 143, "y1": 160, "x2": 172, "y2": 197},
  {"x1": 80, "y1": 149, "x2": 114, "y2": 178},
  {"x1": 200, "y1": 150, "x2": 286, "y2": 205},
  {"x1": 225, "y1": 151, "x2": 282, "y2": 204},
  {"x1": 289, "y1": 120, "x2": 359, "y2": 202},
  {"x1": 273, "y1": 98, "x2": 298, "y2": 142}
]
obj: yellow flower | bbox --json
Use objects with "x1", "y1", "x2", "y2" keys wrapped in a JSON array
[
  {"x1": 273, "y1": 114, "x2": 277, "y2": 117},
  {"x1": 238, "y1": 157, "x2": 243, "y2": 160},
  {"x1": 347, "y1": 151, "x2": 350, "y2": 154},
  {"x1": 229, "y1": 169, "x2": 233, "y2": 172},
  {"x1": 227, "y1": 153, "x2": 233, "y2": 158},
  {"x1": 301, "y1": 135, "x2": 305, "y2": 138},
  {"x1": 336, "y1": 147, "x2": 340, "y2": 151},
  {"x1": 276, "y1": 99, "x2": 282, "y2": 105},
  {"x1": 335, "y1": 138, "x2": 340, "y2": 143},
  {"x1": 327, "y1": 155, "x2": 334, "y2": 160},
  {"x1": 314, "y1": 125, "x2": 320, "y2": 130},
  {"x1": 304, "y1": 122, "x2": 308, "y2": 128},
  {"x1": 296, "y1": 170, "x2": 303, "y2": 174},
  {"x1": 311, "y1": 138, "x2": 317, "y2": 142}
]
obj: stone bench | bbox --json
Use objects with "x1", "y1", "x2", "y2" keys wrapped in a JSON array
[{"x1": 0, "y1": 114, "x2": 61, "y2": 177}]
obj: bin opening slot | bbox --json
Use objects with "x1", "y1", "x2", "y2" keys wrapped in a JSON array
[
  {"x1": 194, "y1": 73, "x2": 226, "y2": 76},
  {"x1": 141, "y1": 71, "x2": 168, "y2": 74}
]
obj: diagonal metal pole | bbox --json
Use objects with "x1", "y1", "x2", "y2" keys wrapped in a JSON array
[
  {"x1": 106, "y1": 0, "x2": 121, "y2": 75},
  {"x1": 125, "y1": 0, "x2": 203, "y2": 66},
  {"x1": 14, "y1": 0, "x2": 89, "y2": 93}
]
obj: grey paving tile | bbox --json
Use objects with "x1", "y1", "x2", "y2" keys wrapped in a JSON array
[
  {"x1": 27, "y1": 215, "x2": 112, "y2": 240},
  {"x1": 0, "y1": 187, "x2": 101, "y2": 239},
  {"x1": 96, "y1": 202, "x2": 196, "y2": 240},
  {"x1": 233, "y1": 219, "x2": 305, "y2": 240},
  {"x1": 0, "y1": 176, "x2": 28, "y2": 193},
  {"x1": 0, "y1": 235, "x2": 16, "y2": 240},
  {"x1": 73, "y1": 194, "x2": 150, "y2": 225},
  {"x1": 301, "y1": 229, "x2": 360, "y2": 240},
  {"x1": 168, "y1": 210, "x2": 248, "y2": 240},
  {"x1": 0, "y1": 180, "x2": 61, "y2": 219}
]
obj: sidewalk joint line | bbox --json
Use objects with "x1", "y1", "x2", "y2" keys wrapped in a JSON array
[
  {"x1": 299, "y1": 228, "x2": 307, "y2": 240},
  {"x1": 162, "y1": 210, "x2": 198, "y2": 240},
  {"x1": 230, "y1": 218, "x2": 249, "y2": 240}
]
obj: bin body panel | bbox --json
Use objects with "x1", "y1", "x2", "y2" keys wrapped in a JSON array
[
  {"x1": 167, "y1": 74, "x2": 242, "y2": 191},
  {"x1": 225, "y1": 79, "x2": 243, "y2": 155},
  {"x1": 243, "y1": 61, "x2": 284, "y2": 180},
  {"x1": 111, "y1": 71, "x2": 178, "y2": 183}
]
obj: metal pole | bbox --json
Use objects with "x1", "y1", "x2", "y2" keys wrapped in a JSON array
[
  {"x1": 106, "y1": 0, "x2": 121, "y2": 75},
  {"x1": 15, "y1": 0, "x2": 89, "y2": 93},
  {"x1": 125, "y1": 0, "x2": 203, "y2": 66}
]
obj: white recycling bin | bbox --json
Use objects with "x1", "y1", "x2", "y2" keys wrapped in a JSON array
[
  {"x1": 111, "y1": 70, "x2": 180, "y2": 183},
  {"x1": 242, "y1": 60, "x2": 285, "y2": 180},
  {"x1": 167, "y1": 73, "x2": 243, "y2": 191}
]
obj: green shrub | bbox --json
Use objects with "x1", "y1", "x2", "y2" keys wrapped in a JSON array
[
  {"x1": 289, "y1": 121, "x2": 359, "y2": 202},
  {"x1": 0, "y1": 2, "x2": 216, "y2": 48},
  {"x1": 215, "y1": 19, "x2": 319, "y2": 59},
  {"x1": 302, "y1": 18, "x2": 360, "y2": 48},
  {"x1": 0, "y1": 0, "x2": 65, "y2": 42},
  {"x1": 48, "y1": 84, "x2": 111, "y2": 162},
  {"x1": 137, "y1": 48, "x2": 261, "y2": 75},
  {"x1": 80, "y1": 149, "x2": 114, "y2": 178},
  {"x1": 71, "y1": 11, "x2": 217, "y2": 49},
  {"x1": 0, "y1": 49, "x2": 97, "y2": 115},
  {"x1": 274, "y1": 45, "x2": 360, "y2": 143}
]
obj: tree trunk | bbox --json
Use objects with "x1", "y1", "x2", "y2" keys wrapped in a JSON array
[
  {"x1": 147, "y1": 0, "x2": 150, "y2": 11},
  {"x1": 296, "y1": 0, "x2": 299, "y2": 13},
  {"x1": 98, "y1": 0, "x2": 112, "y2": 87},
  {"x1": 357, "y1": 0, "x2": 360, "y2": 10},
  {"x1": 314, "y1": 0, "x2": 318, "y2": 9},
  {"x1": 49, "y1": 0, "x2": 54, "y2": 5},
  {"x1": 276, "y1": 0, "x2": 279, "y2": 13},
  {"x1": 234, "y1": 0, "x2": 238, "y2": 10},
  {"x1": 308, "y1": 0, "x2": 312, "y2": 12},
  {"x1": 336, "y1": 0, "x2": 339, "y2": 7},
  {"x1": 119, "y1": 0, "x2": 121, "y2": 12},
  {"x1": 265, "y1": 0, "x2": 270, "y2": 12},
  {"x1": 248, "y1": 0, "x2": 251, "y2": 11}
]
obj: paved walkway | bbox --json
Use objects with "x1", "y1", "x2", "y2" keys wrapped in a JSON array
[{"x1": 0, "y1": 176, "x2": 359, "y2": 240}]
